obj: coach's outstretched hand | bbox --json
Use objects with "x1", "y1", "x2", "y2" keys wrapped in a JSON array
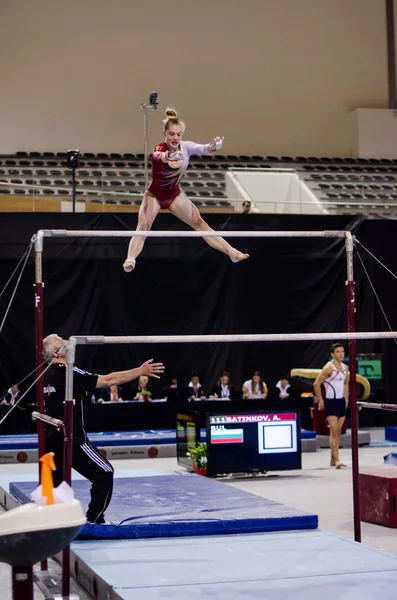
[{"x1": 139, "y1": 359, "x2": 165, "y2": 379}]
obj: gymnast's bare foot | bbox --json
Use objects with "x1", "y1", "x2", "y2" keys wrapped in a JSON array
[
  {"x1": 123, "y1": 258, "x2": 136, "y2": 272},
  {"x1": 335, "y1": 461, "x2": 347, "y2": 469},
  {"x1": 229, "y1": 249, "x2": 249, "y2": 263}
]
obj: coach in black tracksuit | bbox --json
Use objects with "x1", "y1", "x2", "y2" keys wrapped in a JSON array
[{"x1": 42, "y1": 334, "x2": 165, "y2": 524}]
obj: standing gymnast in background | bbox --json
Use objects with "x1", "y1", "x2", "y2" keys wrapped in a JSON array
[
  {"x1": 313, "y1": 343, "x2": 349, "y2": 469},
  {"x1": 123, "y1": 108, "x2": 249, "y2": 271}
]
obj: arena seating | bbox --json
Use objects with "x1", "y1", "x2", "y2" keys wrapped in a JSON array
[
  {"x1": 267, "y1": 156, "x2": 397, "y2": 214},
  {"x1": 0, "y1": 152, "x2": 240, "y2": 209},
  {"x1": 1, "y1": 153, "x2": 397, "y2": 214}
]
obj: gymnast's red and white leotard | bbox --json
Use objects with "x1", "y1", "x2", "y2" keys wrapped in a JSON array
[{"x1": 147, "y1": 141, "x2": 211, "y2": 209}]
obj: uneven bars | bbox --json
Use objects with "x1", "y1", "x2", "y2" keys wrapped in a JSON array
[{"x1": 70, "y1": 331, "x2": 397, "y2": 345}]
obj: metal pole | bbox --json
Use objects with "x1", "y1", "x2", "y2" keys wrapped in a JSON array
[
  {"x1": 386, "y1": 0, "x2": 397, "y2": 109},
  {"x1": 143, "y1": 106, "x2": 149, "y2": 190},
  {"x1": 34, "y1": 232, "x2": 47, "y2": 572},
  {"x1": 62, "y1": 337, "x2": 77, "y2": 598},
  {"x1": 346, "y1": 232, "x2": 361, "y2": 543},
  {"x1": 72, "y1": 167, "x2": 76, "y2": 213}
]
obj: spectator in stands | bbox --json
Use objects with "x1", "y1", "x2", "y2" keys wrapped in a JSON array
[
  {"x1": 241, "y1": 201, "x2": 252, "y2": 214},
  {"x1": 189, "y1": 374, "x2": 206, "y2": 400},
  {"x1": 123, "y1": 107, "x2": 249, "y2": 273},
  {"x1": 42, "y1": 333, "x2": 164, "y2": 523},
  {"x1": 98, "y1": 384, "x2": 124, "y2": 403},
  {"x1": 242, "y1": 371, "x2": 268, "y2": 399},
  {"x1": 275, "y1": 375, "x2": 291, "y2": 399},
  {"x1": 1, "y1": 381, "x2": 22, "y2": 405},
  {"x1": 210, "y1": 371, "x2": 234, "y2": 400}
]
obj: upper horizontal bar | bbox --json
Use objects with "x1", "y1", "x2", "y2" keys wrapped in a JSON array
[
  {"x1": 70, "y1": 331, "x2": 397, "y2": 345},
  {"x1": 40, "y1": 229, "x2": 348, "y2": 239}
]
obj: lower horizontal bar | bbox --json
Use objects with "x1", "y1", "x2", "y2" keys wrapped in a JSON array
[
  {"x1": 71, "y1": 331, "x2": 397, "y2": 345},
  {"x1": 357, "y1": 401, "x2": 397, "y2": 412},
  {"x1": 31, "y1": 411, "x2": 64, "y2": 428}
]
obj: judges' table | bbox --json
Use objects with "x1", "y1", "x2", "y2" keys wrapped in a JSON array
[
  {"x1": 85, "y1": 400, "x2": 173, "y2": 432},
  {"x1": 85, "y1": 396, "x2": 313, "y2": 433}
]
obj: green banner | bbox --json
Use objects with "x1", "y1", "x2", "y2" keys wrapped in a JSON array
[{"x1": 357, "y1": 359, "x2": 382, "y2": 380}]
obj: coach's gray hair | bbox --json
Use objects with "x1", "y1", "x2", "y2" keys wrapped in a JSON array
[{"x1": 43, "y1": 333, "x2": 60, "y2": 363}]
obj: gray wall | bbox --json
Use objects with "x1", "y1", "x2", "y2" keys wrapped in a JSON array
[{"x1": 0, "y1": 0, "x2": 390, "y2": 156}]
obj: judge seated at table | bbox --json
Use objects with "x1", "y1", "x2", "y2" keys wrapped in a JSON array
[
  {"x1": 275, "y1": 375, "x2": 291, "y2": 399},
  {"x1": 98, "y1": 384, "x2": 124, "y2": 403},
  {"x1": 242, "y1": 371, "x2": 268, "y2": 399},
  {"x1": 161, "y1": 377, "x2": 178, "y2": 399},
  {"x1": 1, "y1": 381, "x2": 22, "y2": 405},
  {"x1": 210, "y1": 371, "x2": 234, "y2": 400},
  {"x1": 131, "y1": 375, "x2": 153, "y2": 401},
  {"x1": 188, "y1": 374, "x2": 206, "y2": 400}
]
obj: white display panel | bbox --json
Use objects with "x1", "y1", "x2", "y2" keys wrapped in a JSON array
[{"x1": 257, "y1": 420, "x2": 297, "y2": 454}]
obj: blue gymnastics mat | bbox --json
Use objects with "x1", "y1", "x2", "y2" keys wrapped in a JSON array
[
  {"x1": 10, "y1": 474, "x2": 318, "y2": 539},
  {"x1": 0, "y1": 429, "x2": 177, "y2": 450},
  {"x1": 72, "y1": 530, "x2": 397, "y2": 600},
  {"x1": 385, "y1": 426, "x2": 397, "y2": 443},
  {"x1": 0, "y1": 427, "x2": 316, "y2": 450}
]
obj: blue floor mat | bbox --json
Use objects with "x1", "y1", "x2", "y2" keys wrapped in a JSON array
[
  {"x1": 0, "y1": 429, "x2": 178, "y2": 450},
  {"x1": 370, "y1": 440, "x2": 397, "y2": 447},
  {"x1": 10, "y1": 475, "x2": 318, "y2": 539}
]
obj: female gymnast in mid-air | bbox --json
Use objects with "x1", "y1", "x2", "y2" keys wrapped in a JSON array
[{"x1": 123, "y1": 108, "x2": 249, "y2": 271}]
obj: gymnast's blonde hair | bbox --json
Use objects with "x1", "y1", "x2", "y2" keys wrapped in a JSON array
[{"x1": 162, "y1": 107, "x2": 186, "y2": 132}]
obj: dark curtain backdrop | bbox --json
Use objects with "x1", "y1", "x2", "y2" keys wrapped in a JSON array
[{"x1": 0, "y1": 212, "x2": 397, "y2": 405}]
